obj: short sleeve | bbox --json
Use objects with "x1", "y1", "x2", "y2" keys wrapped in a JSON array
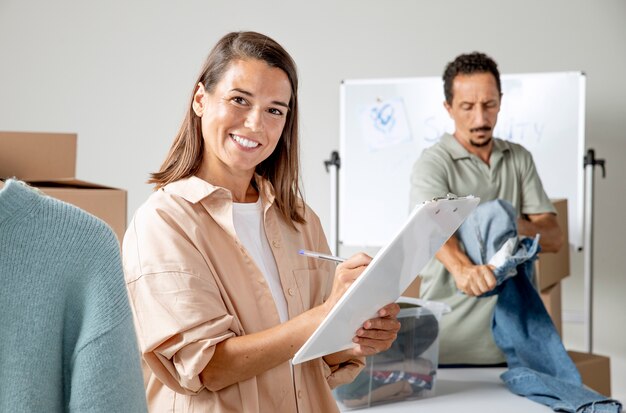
[
  {"x1": 410, "y1": 149, "x2": 450, "y2": 209},
  {"x1": 517, "y1": 148, "x2": 556, "y2": 216},
  {"x1": 123, "y1": 204, "x2": 237, "y2": 395}
]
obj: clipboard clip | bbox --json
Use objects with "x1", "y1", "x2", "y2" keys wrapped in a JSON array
[{"x1": 431, "y1": 193, "x2": 458, "y2": 202}]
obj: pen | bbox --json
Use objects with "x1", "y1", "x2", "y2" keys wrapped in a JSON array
[{"x1": 298, "y1": 249, "x2": 346, "y2": 263}]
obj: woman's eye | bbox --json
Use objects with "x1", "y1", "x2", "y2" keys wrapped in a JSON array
[
  {"x1": 232, "y1": 96, "x2": 247, "y2": 105},
  {"x1": 268, "y1": 108, "x2": 284, "y2": 116}
]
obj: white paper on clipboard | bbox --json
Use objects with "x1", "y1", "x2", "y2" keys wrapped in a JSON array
[{"x1": 292, "y1": 195, "x2": 480, "y2": 365}]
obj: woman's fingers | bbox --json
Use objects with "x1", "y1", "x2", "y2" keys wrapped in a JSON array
[
  {"x1": 351, "y1": 303, "x2": 401, "y2": 356},
  {"x1": 337, "y1": 252, "x2": 372, "y2": 271}
]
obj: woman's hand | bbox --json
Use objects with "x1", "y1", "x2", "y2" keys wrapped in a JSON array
[
  {"x1": 323, "y1": 302, "x2": 401, "y2": 366},
  {"x1": 350, "y1": 302, "x2": 401, "y2": 357},
  {"x1": 322, "y1": 253, "x2": 372, "y2": 313}
]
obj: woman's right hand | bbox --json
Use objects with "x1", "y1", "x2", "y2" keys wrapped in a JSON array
[{"x1": 322, "y1": 253, "x2": 372, "y2": 313}]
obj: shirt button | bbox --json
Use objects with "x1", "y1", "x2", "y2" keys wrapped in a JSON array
[
  {"x1": 297, "y1": 390, "x2": 303, "y2": 398},
  {"x1": 288, "y1": 288, "x2": 295, "y2": 296},
  {"x1": 272, "y1": 240, "x2": 280, "y2": 248}
]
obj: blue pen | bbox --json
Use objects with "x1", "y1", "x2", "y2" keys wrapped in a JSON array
[{"x1": 298, "y1": 249, "x2": 346, "y2": 263}]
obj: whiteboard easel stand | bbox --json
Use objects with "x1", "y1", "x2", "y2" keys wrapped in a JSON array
[
  {"x1": 583, "y1": 148, "x2": 606, "y2": 354},
  {"x1": 324, "y1": 151, "x2": 341, "y2": 255}
]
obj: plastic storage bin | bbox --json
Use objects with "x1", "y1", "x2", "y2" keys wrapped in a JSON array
[{"x1": 333, "y1": 298, "x2": 450, "y2": 410}]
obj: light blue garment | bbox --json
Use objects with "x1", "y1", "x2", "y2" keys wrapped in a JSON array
[
  {"x1": 456, "y1": 199, "x2": 621, "y2": 413},
  {"x1": 0, "y1": 180, "x2": 147, "y2": 412},
  {"x1": 458, "y1": 199, "x2": 540, "y2": 297}
]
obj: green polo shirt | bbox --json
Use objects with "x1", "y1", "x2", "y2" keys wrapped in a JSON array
[{"x1": 410, "y1": 133, "x2": 555, "y2": 365}]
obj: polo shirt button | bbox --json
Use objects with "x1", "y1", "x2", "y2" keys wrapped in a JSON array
[
  {"x1": 298, "y1": 390, "x2": 303, "y2": 398},
  {"x1": 272, "y1": 240, "x2": 280, "y2": 248},
  {"x1": 288, "y1": 288, "x2": 295, "y2": 296}
]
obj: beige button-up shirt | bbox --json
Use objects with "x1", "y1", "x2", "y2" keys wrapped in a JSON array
[{"x1": 123, "y1": 175, "x2": 363, "y2": 412}]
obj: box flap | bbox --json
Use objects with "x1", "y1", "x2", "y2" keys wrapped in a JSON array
[
  {"x1": 26, "y1": 178, "x2": 122, "y2": 191},
  {"x1": 0, "y1": 131, "x2": 77, "y2": 180}
]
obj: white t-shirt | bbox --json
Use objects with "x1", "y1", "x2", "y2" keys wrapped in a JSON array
[{"x1": 232, "y1": 198, "x2": 289, "y2": 323}]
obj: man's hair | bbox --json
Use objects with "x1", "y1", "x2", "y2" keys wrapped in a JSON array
[{"x1": 443, "y1": 52, "x2": 501, "y2": 104}]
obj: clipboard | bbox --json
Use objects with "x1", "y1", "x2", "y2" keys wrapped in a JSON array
[{"x1": 292, "y1": 194, "x2": 480, "y2": 365}]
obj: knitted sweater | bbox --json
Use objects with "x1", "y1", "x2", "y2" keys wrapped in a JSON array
[{"x1": 0, "y1": 180, "x2": 147, "y2": 412}]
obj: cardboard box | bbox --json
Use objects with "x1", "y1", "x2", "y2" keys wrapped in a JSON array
[
  {"x1": 534, "y1": 199, "x2": 570, "y2": 291},
  {"x1": 568, "y1": 351, "x2": 612, "y2": 397},
  {"x1": 0, "y1": 132, "x2": 127, "y2": 242},
  {"x1": 540, "y1": 282, "x2": 562, "y2": 337},
  {"x1": 0, "y1": 131, "x2": 76, "y2": 181},
  {"x1": 333, "y1": 299, "x2": 446, "y2": 409},
  {"x1": 33, "y1": 180, "x2": 127, "y2": 242}
]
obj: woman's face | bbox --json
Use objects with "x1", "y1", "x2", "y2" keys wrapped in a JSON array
[{"x1": 193, "y1": 58, "x2": 292, "y2": 180}]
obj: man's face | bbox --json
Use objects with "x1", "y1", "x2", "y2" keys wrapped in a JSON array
[{"x1": 444, "y1": 72, "x2": 501, "y2": 149}]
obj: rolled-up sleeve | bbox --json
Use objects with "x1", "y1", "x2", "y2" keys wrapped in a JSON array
[
  {"x1": 127, "y1": 271, "x2": 236, "y2": 394},
  {"x1": 123, "y1": 198, "x2": 239, "y2": 395},
  {"x1": 321, "y1": 357, "x2": 365, "y2": 389}
]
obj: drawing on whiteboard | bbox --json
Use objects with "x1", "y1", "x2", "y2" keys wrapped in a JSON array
[{"x1": 360, "y1": 98, "x2": 412, "y2": 151}]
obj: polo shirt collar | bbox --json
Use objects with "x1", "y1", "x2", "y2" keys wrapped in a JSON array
[{"x1": 440, "y1": 133, "x2": 509, "y2": 161}]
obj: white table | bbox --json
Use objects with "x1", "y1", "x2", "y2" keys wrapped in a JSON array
[{"x1": 338, "y1": 368, "x2": 552, "y2": 412}]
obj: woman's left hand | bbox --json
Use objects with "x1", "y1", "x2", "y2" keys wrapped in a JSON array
[{"x1": 350, "y1": 302, "x2": 401, "y2": 357}]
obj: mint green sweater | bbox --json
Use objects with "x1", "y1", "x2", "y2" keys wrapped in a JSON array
[{"x1": 0, "y1": 180, "x2": 147, "y2": 412}]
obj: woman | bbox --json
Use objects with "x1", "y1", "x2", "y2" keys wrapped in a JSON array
[{"x1": 123, "y1": 31, "x2": 400, "y2": 412}]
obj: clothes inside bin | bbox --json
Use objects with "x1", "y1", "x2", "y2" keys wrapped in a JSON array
[{"x1": 334, "y1": 306, "x2": 439, "y2": 407}]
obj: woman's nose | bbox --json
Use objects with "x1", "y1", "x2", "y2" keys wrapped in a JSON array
[{"x1": 244, "y1": 108, "x2": 264, "y2": 132}]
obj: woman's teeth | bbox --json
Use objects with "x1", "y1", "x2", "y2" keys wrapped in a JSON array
[{"x1": 231, "y1": 134, "x2": 259, "y2": 148}]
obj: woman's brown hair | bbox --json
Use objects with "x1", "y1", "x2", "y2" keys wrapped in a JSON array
[{"x1": 149, "y1": 31, "x2": 304, "y2": 227}]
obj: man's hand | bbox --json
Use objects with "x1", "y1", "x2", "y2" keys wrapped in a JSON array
[
  {"x1": 451, "y1": 264, "x2": 497, "y2": 296},
  {"x1": 435, "y1": 236, "x2": 497, "y2": 296}
]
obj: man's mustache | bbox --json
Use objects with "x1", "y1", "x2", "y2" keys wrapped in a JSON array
[{"x1": 469, "y1": 126, "x2": 492, "y2": 133}]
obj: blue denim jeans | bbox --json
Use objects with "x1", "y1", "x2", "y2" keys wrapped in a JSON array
[{"x1": 456, "y1": 199, "x2": 621, "y2": 413}]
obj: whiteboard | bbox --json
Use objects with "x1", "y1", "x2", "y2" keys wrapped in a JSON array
[{"x1": 339, "y1": 72, "x2": 586, "y2": 249}]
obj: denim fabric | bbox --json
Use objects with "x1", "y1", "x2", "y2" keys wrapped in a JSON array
[
  {"x1": 456, "y1": 199, "x2": 621, "y2": 413},
  {"x1": 457, "y1": 199, "x2": 540, "y2": 297},
  {"x1": 502, "y1": 368, "x2": 622, "y2": 413}
]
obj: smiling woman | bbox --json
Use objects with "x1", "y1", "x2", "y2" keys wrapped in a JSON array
[
  {"x1": 191, "y1": 58, "x2": 292, "y2": 202},
  {"x1": 122, "y1": 31, "x2": 401, "y2": 413}
]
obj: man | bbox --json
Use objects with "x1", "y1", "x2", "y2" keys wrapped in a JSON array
[{"x1": 409, "y1": 52, "x2": 564, "y2": 365}]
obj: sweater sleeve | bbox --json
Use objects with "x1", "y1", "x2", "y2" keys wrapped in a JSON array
[
  {"x1": 69, "y1": 317, "x2": 148, "y2": 412},
  {"x1": 66, "y1": 219, "x2": 148, "y2": 412}
]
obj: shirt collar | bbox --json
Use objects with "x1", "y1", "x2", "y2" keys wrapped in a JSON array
[
  {"x1": 163, "y1": 174, "x2": 276, "y2": 206},
  {"x1": 439, "y1": 133, "x2": 509, "y2": 160}
]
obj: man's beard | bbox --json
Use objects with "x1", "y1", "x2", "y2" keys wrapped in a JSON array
[
  {"x1": 470, "y1": 137, "x2": 492, "y2": 147},
  {"x1": 469, "y1": 126, "x2": 493, "y2": 147}
]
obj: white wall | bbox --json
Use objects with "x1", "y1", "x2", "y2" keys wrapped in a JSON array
[{"x1": 2, "y1": 0, "x2": 625, "y2": 397}]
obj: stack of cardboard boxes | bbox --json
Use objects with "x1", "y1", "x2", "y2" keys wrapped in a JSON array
[
  {"x1": 403, "y1": 199, "x2": 613, "y2": 397},
  {"x1": 0, "y1": 131, "x2": 127, "y2": 242}
]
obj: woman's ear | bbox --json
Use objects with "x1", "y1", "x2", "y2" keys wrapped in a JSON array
[{"x1": 192, "y1": 82, "x2": 206, "y2": 117}]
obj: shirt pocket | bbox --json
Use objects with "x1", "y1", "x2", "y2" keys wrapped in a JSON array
[{"x1": 292, "y1": 268, "x2": 332, "y2": 311}]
